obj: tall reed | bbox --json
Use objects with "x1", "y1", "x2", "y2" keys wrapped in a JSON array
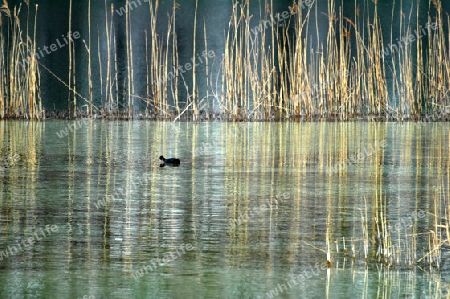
[
  {"x1": 172, "y1": 1, "x2": 179, "y2": 114},
  {"x1": 88, "y1": 0, "x2": 92, "y2": 115},
  {"x1": 125, "y1": 0, "x2": 134, "y2": 118},
  {"x1": 4, "y1": 0, "x2": 450, "y2": 120},
  {"x1": 68, "y1": 0, "x2": 74, "y2": 117},
  {"x1": 0, "y1": 1, "x2": 41, "y2": 119},
  {"x1": 216, "y1": 0, "x2": 450, "y2": 121},
  {"x1": 192, "y1": 0, "x2": 198, "y2": 120}
]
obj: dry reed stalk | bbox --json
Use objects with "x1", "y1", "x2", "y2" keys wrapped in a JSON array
[
  {"x1": 145, "y1": 29, "x2": 149, "y2": 115},
  {"x1": 248, "y1": 14, "x2": 260, "y2": 119},
  {"x1": 130, "y1": 4, "x2": 135, "y2": 118},
  {"x1": 325, "y1": 0, "x2": 337, "y2": 117},
  {"x1": 82, "y1": 38, "x2": 93, "y2": 113},
  {"x1": 97, "y1": 28, "x2": 103, "y2": 110},
  {"x1": 227, "y1": 2, "x2": 235, "y2": 117},
  {"x1": 0, "y1": 17, "x2": 4, "y2": 118},
  {"x1": 0, "y1": 0, "x2": 9, "y2": 118},
  {"x1": 68, "y1": 0, "x2": 73, "y2": 117},
  {"x1": 413, "y1": 7, "x2": 424, "y2": 117},
  {"x1": 235, "y1": 4, "x2": 244, "y2": 120},
  {"x1": 339, "y1": 9, "x2": 351, "y2": 119},
  {"x1": 399, "y1": 5, "x2": 415, "y2": 117},
  {"x1": 219, "y1": 45, "x2": 226, "y2": 115},
  {"x1": 38, "y1": 61, "x2": 99, "y2": 113},
  {"x1": 275, "y1": 12, "x2": 291, "y2": 120},
  {"x1": 389, "y1": 1, "x2": 403, "y2": 115},
  {"x1": 244, "y1": 3, "x2": 252, "y2": 119},
  {"x1": 8, "y1": 5, "x2": 20, "y2": 116},
  {"x1": 113, "y1": 24, "x2": 119, "y2": 114},
  {"x1": 204, "y1": 20, "x2": 210, "y2": 118},
  {"x1": 172, "y1": 1, "x2": 179, "y2": 114},
  {"x1": 238, "y1": 10, "x2": 244, "y2": 119},
  {"x1": 375, "y1": 12, "x2": 388, "y2": 116},
  {"x1": 125, "y1": 0, "x2": 130, "y2": 116},
  {"x1": 125, "y1": 0, "x2": 135, "y2": 118},
  {"x1": 291, "y1": 3, "x2": 308, "y2": 118},
  {"x1": 371, "y1": 4, "x2": 389, "y2": 116},
  {"x1": 269, "y1": 0, "x2": 275, "y2": 117},
  {"x1": 28, "y1": 2, "x2": 39, "y2": 119},
  {"x1": 73, "y1": 39, "x2": 77, "y2": 116},
  {"x1": 110, "y1": 5, "x2": 116, "y2": 115},
  {"x1": 192, "y1": 0, "x2": 198, "y2": 120},
  {"x1": 354, "y1": 2, "x2": 367, "y2": 117},
  {"x1": 87, "y1": 0, "x2": 92, "y2": 115},
  {"x1": 223, "y1": 3, "x2": 234, "y2": 117},
  {"x1": 148, "y1": 0, "x2": 159, "y2": 115},
  {"x1": 163, "y1": 14, "x2": 172, "y2": 118},
  {"x1": 104, "y1": 0, "x2": 111, "y2": 114},
  {"x1": 259, "y1": 2, "x2": 269, "y2": 120}
]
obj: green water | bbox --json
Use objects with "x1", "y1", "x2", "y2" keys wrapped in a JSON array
[{"x1": 0, "y1": 120, "x2": 448, "y2": 299}]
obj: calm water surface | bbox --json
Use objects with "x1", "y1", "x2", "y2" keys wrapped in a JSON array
[{"x1": 0, "y1": 121, "x2": 449, "y2": 299}]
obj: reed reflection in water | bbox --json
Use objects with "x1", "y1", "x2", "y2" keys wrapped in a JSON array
[{"x1": 0, "y1": 120, "x2": 448, "y2": 298}]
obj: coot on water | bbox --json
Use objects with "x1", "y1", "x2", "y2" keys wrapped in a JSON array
[{"x1": 159, "y1": 155, "x2": 180, "y2": 166}]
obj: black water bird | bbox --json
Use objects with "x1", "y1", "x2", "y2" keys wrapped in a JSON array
[{"x1": 159, "y1": 155, "x2": 180, "y2": 166}]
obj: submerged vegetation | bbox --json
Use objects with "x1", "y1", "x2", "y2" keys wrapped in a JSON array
[{"x1": 0, "y1": 0, "x2": 450, "y2": 120}]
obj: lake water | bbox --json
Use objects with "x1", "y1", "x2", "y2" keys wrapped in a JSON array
[{"x1": 0, "y1": 120, "x2": 449, "y2": 299}]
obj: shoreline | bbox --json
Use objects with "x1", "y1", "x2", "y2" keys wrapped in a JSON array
[{"x1": 5, "y1": 109, "x2": 450, "y2": 122}]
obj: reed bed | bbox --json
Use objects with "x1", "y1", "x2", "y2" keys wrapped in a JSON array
[
  {"x1": 0, "y1": 1, "x2": 41, "y2": 119},
  {"x1": 216, "y1": 0, "x2": 450, "y2": 121},
  {"x1": 1, "y1": 0, "x2": 450, "y2": 120},
  {"x1": 218, "y1": 0, "x2": 449, "y2": 121},
  {"x1": 143, "y1": 0, "x2": 450, "y2": 121}
]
